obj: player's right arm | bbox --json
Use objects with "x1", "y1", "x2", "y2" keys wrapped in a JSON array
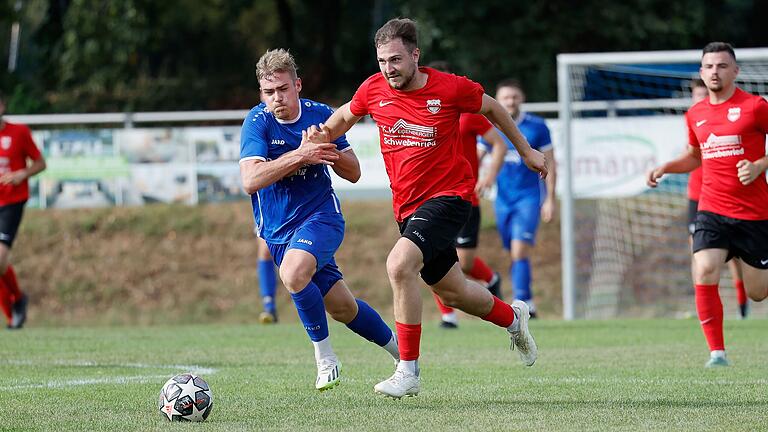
[
  {"x1": 646, "y1": 145, "x2": 701, "y2": 188},
  {"x1": 239, "y1": 115, "x2": 339, "y2": 195},
  {"x1": 321, "y1": 103, "x2": 362, "y2": 142}
]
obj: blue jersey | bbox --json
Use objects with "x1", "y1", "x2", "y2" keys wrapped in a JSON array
[
  {"x1": 481, "y1": 112, "x2": 552, "y2": 205},
  {"x1": 240, "y1": 99, "x2": 351, "y2": 243}
]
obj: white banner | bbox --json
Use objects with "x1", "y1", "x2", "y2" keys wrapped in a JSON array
[{"x1": 548, "y1": 115, "x2": 687, "y2": 198}]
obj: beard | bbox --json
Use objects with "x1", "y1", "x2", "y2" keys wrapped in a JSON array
[{"x1": 387, "y1": 67, "x2": 416, "y2": 90}]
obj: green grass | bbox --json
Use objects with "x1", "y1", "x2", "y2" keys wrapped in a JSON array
[{"x1": 1, "y1": 319, "x2": 767, "y2": 431}]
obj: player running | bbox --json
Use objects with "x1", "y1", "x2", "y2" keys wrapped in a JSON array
[
  {"x1": 316, "y1": 18, "x2": 547, "y2": 398},
  {"x1": 480, "y1": 79, "x2": 557, "y2": 317},
  {"x1": 685, "y1": 79, "x2": 748, "y2": 319},
  {"x1": 0, "y1": 91, "x2": 46, "y2": 330},
  {"x1": 426, "y1": 61, "x2": 507, "y2": 329},
  {"x1": 239, "y1": 49, "x2": 399, "y2": 390},
  {"x1": 647, "y1": 42, "x2": 768, "y2": 368}
]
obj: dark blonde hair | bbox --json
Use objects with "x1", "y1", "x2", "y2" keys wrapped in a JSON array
[{"x1": 256, "y1": 49, "x2": 298, "y2": 81}]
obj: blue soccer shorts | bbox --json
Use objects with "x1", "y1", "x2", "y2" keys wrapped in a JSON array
[
  {"x1": 495, "y1": 194, "x2": 541, "y2": 249},
  {"x1": 267, "y1": 211, "x2": 345, "y2": 296}
]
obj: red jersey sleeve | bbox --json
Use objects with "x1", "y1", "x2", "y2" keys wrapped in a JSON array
[
  {"x1": 349, "y1": 79, "x2": 370, "y2": 117},
  {"x1": 753, "y1": 96, "x2": 768, "y2": 133},
  {"x1": 21, "y1": 125, "x2": 42, "y2": 161},
  {"x1": 685, "y1": 111, "x2": 699, "y2": 147},
  {"x1": 454, "y1": 75, "x2": 484, "y2": 114}
]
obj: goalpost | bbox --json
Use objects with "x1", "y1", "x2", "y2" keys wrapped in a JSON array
[{"x1": 556, "y1": 48, "x2": 768, "y2": 320}]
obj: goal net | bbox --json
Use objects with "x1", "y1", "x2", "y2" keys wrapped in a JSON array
[{"x1": 556, "y1": 48, "x2": 768, "y2": 319}]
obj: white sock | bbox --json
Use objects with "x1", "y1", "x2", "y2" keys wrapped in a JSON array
[
  {"x1": 383, "y1": 335, "x2": 400, "y2": 361},
  {"x1": 508, "y1": 308, "x2": 521, "y2": 333},
  {"x1": 397, "y1": 359, "x2": 419, "y2": 376},
  {"x1": 313, "y1": 337, "x2": 335, "y2": 362},
  {"x1": 710, "y1": 350, "x2": 726, "y2": 359},
  {"x1": 441, "y1": 312, "x2": 458, "y2": 324}
]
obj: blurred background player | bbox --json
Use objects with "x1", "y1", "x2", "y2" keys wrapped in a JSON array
[
  {"x1": 239, "y1": 49, "x2": 399, "y2": 390},
  {"x1": 254, "y1": 232, "x2": 278, "y2": 323},
  {"x1": 686, "y1": 79, "x2": 748, "y2": 319},
  {"x1": 647, "y1": 42, "x2": 768, "y2": 368},
  {"x1": 320, "y1": 18, "x2": 546, "y2": 398},
  {"x1": 481, "y1": 79, "x2": 557, "y2": 318},
  {"x1": 0, "y1": 91, "x2": 46, "y2": 330},
  {"x1": 427, "y1": 60, "x2": 507, "y2": 329}
]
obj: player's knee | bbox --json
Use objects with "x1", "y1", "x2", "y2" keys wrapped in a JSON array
[
  {"x1": 694, "y1": 260, "x2": 720, "y2": 282},
  {"x1": 278, "y1": 264, "x2": 313, "y2": 293},
  {"x1": 386, "y1": 252, "x2": 418, "y2": 284}
]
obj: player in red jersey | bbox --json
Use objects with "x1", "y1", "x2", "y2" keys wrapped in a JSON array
[
  {"x1": 0, "y1": 91, "x2": 46, "y2": 329},
  {"x1": 647, "y1": 42, "x2": 768, "y2": 367},
  {"x1": 426, "y1": 61, "x2": 507, "y2": 329},
  {"x1": 311, "y1": 18, "x2": 547, "y2": 398},
  {"x1": 685, "y1": 79, "x2": 748, "y2": 319}
]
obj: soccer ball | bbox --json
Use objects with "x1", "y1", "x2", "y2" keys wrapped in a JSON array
[{"x1": 158, "y1": 373, "x2": 213, "y2": 422}]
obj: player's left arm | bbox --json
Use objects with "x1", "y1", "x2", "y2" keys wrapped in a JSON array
[
  {"x1": 736, "y1": 156, "x2": 768, "y2": 185},
  {"x1": 475, "y1": 127, "x2": 506, "y2": 196},
  {"x1": 478, "y1": 94, "x2": 548, "y2": 178},
  {"x1": 738, "y1": 97, "x2": 768, "y2": 185},
  {"x1": 540, "y1": 148, "x2": 557, "y2": 223},
  {"x1": 0, "y1": 129, "x2": 46, "y2": 186}
]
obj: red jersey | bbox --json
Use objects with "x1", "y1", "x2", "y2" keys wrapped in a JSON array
[
  {"x1": 687, "y1": 166, "x2": 702, "y2": 201},
  {"x1": 349, "y1": 67, "x2": 483, "y2": 221},
  {"x1": 686, "y1": 88, "x2": 768, "y2": 220},
  {"x1": 0, "y1": 122, "x2": 42, "y2": 206},
  {"x1": 459, "y1": 113, "x2": 493, "y2": 206}
]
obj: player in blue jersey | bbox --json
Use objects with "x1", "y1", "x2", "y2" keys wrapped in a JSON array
[
  {"x1": 239, "y1": 49, "x2": 399, "y2": 391},
  {"x1": 480, "y1": 79, "x2": 557, "y2": 318}
]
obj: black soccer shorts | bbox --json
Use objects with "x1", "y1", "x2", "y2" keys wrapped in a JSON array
[
  {"x1": 692, "y1": 210, "x2": 768, "y2": 270},
  {"x1": 398, "y1": 196, "x2": 471, "y2": 285},
  {"x1": 0, "y1": 201, "x2": 26, "y2": 248}
]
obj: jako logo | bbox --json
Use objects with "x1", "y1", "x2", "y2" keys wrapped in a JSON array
[
  {"x1": 297, "y1": 238, "x2": 313, "y2": 245},
  {"x1": 305, "y1": 325, "x2": 321, "y2": 331},
  {"x1": 412, "y1": 230, "x2": 425, "y2": 242},
  {"x1": 271, "y1": 139, "x2": 286, "y2": 145}
]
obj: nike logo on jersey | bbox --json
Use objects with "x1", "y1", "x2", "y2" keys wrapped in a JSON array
[
  {"x1": 761, "y1": 259, "x2": 768, "y2": 265},
  {"x1": 456, "y1": 237, "x2": 471, "y2": 244},
  {"x1": 379, "y1": 100, "x2": 394, "y2": 107},
  {"x1": 696, "y1": 120, "x2": 707, "y2": 127},
  {"x1": 411, "y1": 217, "x2": 429, "y2": 222}
]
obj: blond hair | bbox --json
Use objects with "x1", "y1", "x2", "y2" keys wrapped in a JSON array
[{"x1": 256, "y1": 49, "x2": 298, "y2": 81}]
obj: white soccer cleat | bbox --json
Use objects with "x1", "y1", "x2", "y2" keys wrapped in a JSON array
[
  {"x1": 510, "y1": 300, "x2": 538, "y2": 366},
  {"x1": 374, "y1": 369, "x2": 420, "y2": 399},
  {"x1": 315, "y1": 357, "x2": 342, "y2": 391}
]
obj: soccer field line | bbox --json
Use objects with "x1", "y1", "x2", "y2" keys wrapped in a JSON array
[
  {"x1": 3, "y1": 360, "x2": 219, "y2": 391},
  {"x1": 525, "y1": 376, "x2": 768, "y2": 386}
]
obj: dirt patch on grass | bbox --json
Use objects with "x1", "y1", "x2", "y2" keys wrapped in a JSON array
[{"x1": 14, "y1": 200, "x2": 561, "y2": 326}]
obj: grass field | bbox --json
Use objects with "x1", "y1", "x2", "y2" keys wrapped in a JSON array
[{"x1": 2, "y1": 318, "x2": 767, "y2": 431}]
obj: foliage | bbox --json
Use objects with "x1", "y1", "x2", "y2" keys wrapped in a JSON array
[{"x1": 1, "y1": 0, "x2": 767, "y2": 113}]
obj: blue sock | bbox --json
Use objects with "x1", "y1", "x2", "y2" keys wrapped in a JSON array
[
  {"x1": 258, "y1": 259, "x2": 277, "y2": 314},
  {"x1": 512, "y1": 259, "x2": 532, "y2": 302},
  {"x1": 289, "y1": 282, "x2": 329, "y2": 342},
  {"x1": 345, "y1": 299, "x2": 393, "y2": 347}
]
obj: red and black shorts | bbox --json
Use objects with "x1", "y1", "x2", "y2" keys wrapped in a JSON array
[
  {"x1": 398, "y1": 196, "x2": 472, "y2": 285},
  {"x1": 0, "y1": 201, "x2": 26, "y2": 248},
  {"x1": 692, "y1": 210, "x2": 768, "y2": 270}
]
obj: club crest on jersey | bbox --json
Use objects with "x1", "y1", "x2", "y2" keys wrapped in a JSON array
[
  {"x1": 727, "y1": 107, "x2": 741, "y2": 122},
  {"x1": 0, "y1": 137, "x2": 10, "y2": 150},
  {"x1": 426, "y1": 99, "x2": 441, "y2": 114}
]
